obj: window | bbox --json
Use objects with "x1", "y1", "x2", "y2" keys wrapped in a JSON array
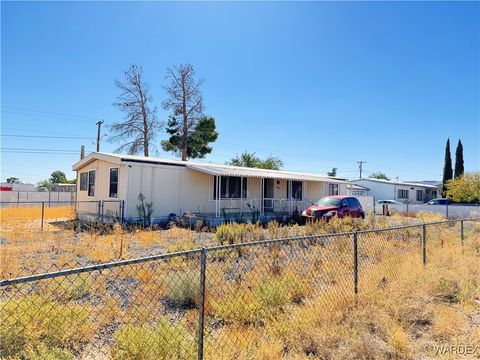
[
  {"x1": 348, "y1": 198, "x2": 361, "y2": 207},
  {"x1": 398, "y1": 189, "x2": 409, "y2": 199},
  {"x1": 109, "y1": 168, "x2": 119, "y2": 198},
  {"x1": 287, "y1": 181, "x2": 303, "y2": 200},
  {"x1": 213, "y1": 176, "x2": 247, "y2": 199},
  {"x1": 79, "y1": 172, "x2": 88, "y2": 191},
  {"x1": 328, "y1": 183, "x2": 339, "y2": 196},
  {"x1": 416, "y1": 190, "x2": 423, "y2": 202},
  {"x1": 88, "y1": 170, "x2": 96, "y2": 197}
]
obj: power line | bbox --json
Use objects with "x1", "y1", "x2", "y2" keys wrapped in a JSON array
[
  {"x1": 2, "y1": 110, "x2": 95, "y2": 124},
  {"x1": 1, "y1": 151, "x2": 84, "y2": 155},
  {"x1": 1, "y1": 147, "x2": 93, "y2": 155},
  {"x1": 2, "y1": 147, "x2": 81, "y2": 152},
  {"x1": 1, "y1": 134, "x2": 95, "y2": 140},
  {"x1": 1, "y1": 127, "x2": 94, "y2": 137},
  {"x1": 1, "y1": 110, "x2": 98, "y2": 124},
  {"x1": 1, "y1": 106, "x2": 99, "y2": 120},
  {"x1": 215, "y1": 141, "x2": 356, "y2": 163}
]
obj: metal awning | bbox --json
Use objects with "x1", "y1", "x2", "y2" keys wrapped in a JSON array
[{"x1": 187, "y1": 164, "x2": 348, "y2": 184}]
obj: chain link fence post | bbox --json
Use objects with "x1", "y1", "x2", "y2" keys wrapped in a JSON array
[
  {"x1": 120, "y1": 200, "x2": 125, "y2": 224},
  {"x1": 460, "y1": 220, "x2": 464, "y2": 253},
  {"x1": 422, "y1": 223, "x2": 427, "y2": 266},
  {"x1": 41, "y1": 201, "x2": 45, "y2": 230},
  {"x1": 353, "y1": 232, "x2": 358, "y2": 301},
  {"x1": 197, "y1": 247, "x2": 207, "y2": 360}
]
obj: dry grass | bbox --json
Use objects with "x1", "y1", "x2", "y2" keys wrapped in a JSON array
[
  {"x1": 0, "y1": 205, "x2": 423, "y2": 279},
  {"x1": 0, "y1": 211, "x2": 479, "y2": 359}
]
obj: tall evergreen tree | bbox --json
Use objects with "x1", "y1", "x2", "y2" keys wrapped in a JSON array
[
  {"x1": 442, "y1": 138, "x2": 453, "y2": 196},
  {"x1": 454, "y1": 139, "x2": 464, "y2": 179},
  {"x1": 162, "y1": 64, "x2": 218, "y2": 160}
]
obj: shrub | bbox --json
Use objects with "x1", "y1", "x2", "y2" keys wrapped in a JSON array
[
  {"x1": 282, "y1": 270, "x2": 308, "y2": 304},
  {"x1": 215, "y1": 222, "x2": 265, "y2": 246},
  {"x1": 435, "y1": 278, "x2": 460, "y2": 303},
  {"x1": 165, "y1": 271, "x2": 200, "y2": 309},
  {"x1": 22, "y1": 344, "x2": 74, "y2": 360},
  {"x1": 211, "y1": 290, "x2": 263, "y2": 325},
  {"x1": 0, "y1": 295, "x2": 93, "y2": 358},
  {"x1": 112, "y1": 319, "x2": 195, "y2": 360},
  {"x1": 48, "y1": 276, "x2": 91, "y2": 301},
  {"x1": 257, "y1": 278, "x2": 291, "y2": 310}
]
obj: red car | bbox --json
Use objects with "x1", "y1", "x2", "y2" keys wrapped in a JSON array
[{"x1": 302, "y1": 196, "x2": 365, "y2": 221}]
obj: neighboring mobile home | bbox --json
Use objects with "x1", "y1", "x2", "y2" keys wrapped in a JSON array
[
  {"x1": 72, "y1": 152, "x2": 349, "y2": 224},
  {"x1": 351, "y1": 178, "x2": 440, "y2": 204}
]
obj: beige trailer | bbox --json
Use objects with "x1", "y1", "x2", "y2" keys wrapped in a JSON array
[{"x1": 73, "y1": 152, "x2": 349, "y2": 224}]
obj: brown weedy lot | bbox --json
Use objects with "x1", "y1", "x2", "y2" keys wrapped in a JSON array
[{"x1": 0, "y1": 206, "x2": 479, "y2": 359}]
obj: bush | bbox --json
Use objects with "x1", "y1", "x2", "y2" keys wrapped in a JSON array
[
  {"x1": 0, "y1": 296, "x2": 93, "y2": 358},
  {"x1": 214, "y1": 222, "x2": 264, "y2": 246},
  {"x1": 282, "y1": 270, "x2": 308, "y2": 304},
  {"x1": 166, "y1": 271, "x2": 200, "y2": 309},
  {"x1": 211, "y1": 290, "x2": 263, "y2": 325},
  {"x1": 257, "y1": 278, "x2": 291, "y2": 310},
  {"x1": 48, "y1": 276, "x2": 91, "y2": 301},
  {"x1": 22, "y1": 344, "x2": 74, "y2": 360},
  {"x1": 435, "y1": 278, "x2": 460, "y2": 303},
  {"x1": 112, "y1": 319, "x2": 195, "y2": 360}
]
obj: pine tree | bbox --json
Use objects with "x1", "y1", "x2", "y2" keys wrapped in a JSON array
[
  {"x1": 454, "y1": 139, "x2": 464, "y2": 179},
  {"x1": 442, "y1": 138, "x2": 453, "y2": 196}
]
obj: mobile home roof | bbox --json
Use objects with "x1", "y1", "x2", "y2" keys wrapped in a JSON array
[{"x1": 73, "y1": 152, "x2": 348, "y2": 184}]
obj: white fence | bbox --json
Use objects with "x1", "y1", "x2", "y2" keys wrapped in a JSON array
[
  {"x1": 0, "y1": 191, "x2": 76, "y2": 204},
  {"x1": 357, "y1": 196, "x2": 375, "y2": 213},
  {"x1": 378, "y1": 203, "x2": 480, "y2": 219}
]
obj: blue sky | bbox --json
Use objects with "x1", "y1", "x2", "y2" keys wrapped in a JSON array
[{"x1": 1, "y1": 1, "x2": 479, "y2": 184}]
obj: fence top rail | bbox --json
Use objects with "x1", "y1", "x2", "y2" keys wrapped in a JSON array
[
  {"x1": 0, "y1": 248, "x2": 202, "y2": 287},
  {"x1": 1, "y1": 218, "x2": 478, "y2": 287},
  {"x1": 0, "y1": 200, "x2": 99, "y2": 204}
]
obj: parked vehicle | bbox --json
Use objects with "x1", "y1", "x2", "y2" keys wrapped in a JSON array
[
  {"x1": 302, "y1": 196, "x2": 365, "y2": 221},
  {"x1": 376, "y1": 199, "x2": 403, "y2": 205},
  {"x1": 426, "y1": 198, "x2": 450, "y2": 205}
]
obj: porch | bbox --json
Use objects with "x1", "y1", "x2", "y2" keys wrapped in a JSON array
[{"x1": 187, "y1": 164, "x2": 348, "y2": 219}]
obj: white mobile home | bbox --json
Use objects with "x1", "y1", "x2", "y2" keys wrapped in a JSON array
[
  {"x1": 72, "y1": 152, "x2": 349, "y2": 223},
  {"x1": 351, "y1": 178, "x2": 440, "y2": 204}
]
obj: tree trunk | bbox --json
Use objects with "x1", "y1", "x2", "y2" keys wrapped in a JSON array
[
  {"x1": 181, "y1": 79, "x2": 188, "y2": 161},
  {"x1": 140, "y1": 89, "x2": 149, "y2": 157}
]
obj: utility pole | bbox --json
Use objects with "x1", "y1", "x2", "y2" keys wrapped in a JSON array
[
  {"x1": 96, "y1": 120, "x2": 104, "y2": 152},
  {"x1": 357, "y1": 161, "x2": 366, "y2": 178}
]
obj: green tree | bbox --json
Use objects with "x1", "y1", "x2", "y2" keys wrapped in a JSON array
[
  {"x1": 327, "y1": 168, "x2": 337, "y2": 177},
  {"x1": 162, "y1": 116, "x2": 218, "y2": 159},
  {"x1": 227, "y1": 151, "x2": 283, "y2": 170},
  {"x1": 36, "y1": 180, "x2": 52, "y2": 190},
  {"x1": 6, "y1": 177, "x2": 20, "y2": 184},
  {"x1": 446, "y1": 172, "x2": 480, "y2": 203},
  {"x1": 368, "y1": 172, "x2": 390, "y2": 181},
  {"x1": 162, "y1": 64, "x2": 218, "y2": 160},
  {"x1": 442, "y1": 138, "x2": 453, "y2": 196},
  {"x1": 454, "y1": 139, "x2": 464, "y2": 179},
  {"x1": 49, "y1": 171, "x2": 67, "y2": 184}
]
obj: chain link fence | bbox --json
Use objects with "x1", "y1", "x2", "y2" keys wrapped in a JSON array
[
  {"x1": 1, "y1": 218, "x2": 479, "y2": 359},
  {"x1": 0, "y1": 200, "x2": 124, "y2": 229}
]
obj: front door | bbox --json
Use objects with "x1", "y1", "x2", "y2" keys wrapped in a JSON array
[{"x1": 263, "y1": 179, "x2": 274, "y2": 212}]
